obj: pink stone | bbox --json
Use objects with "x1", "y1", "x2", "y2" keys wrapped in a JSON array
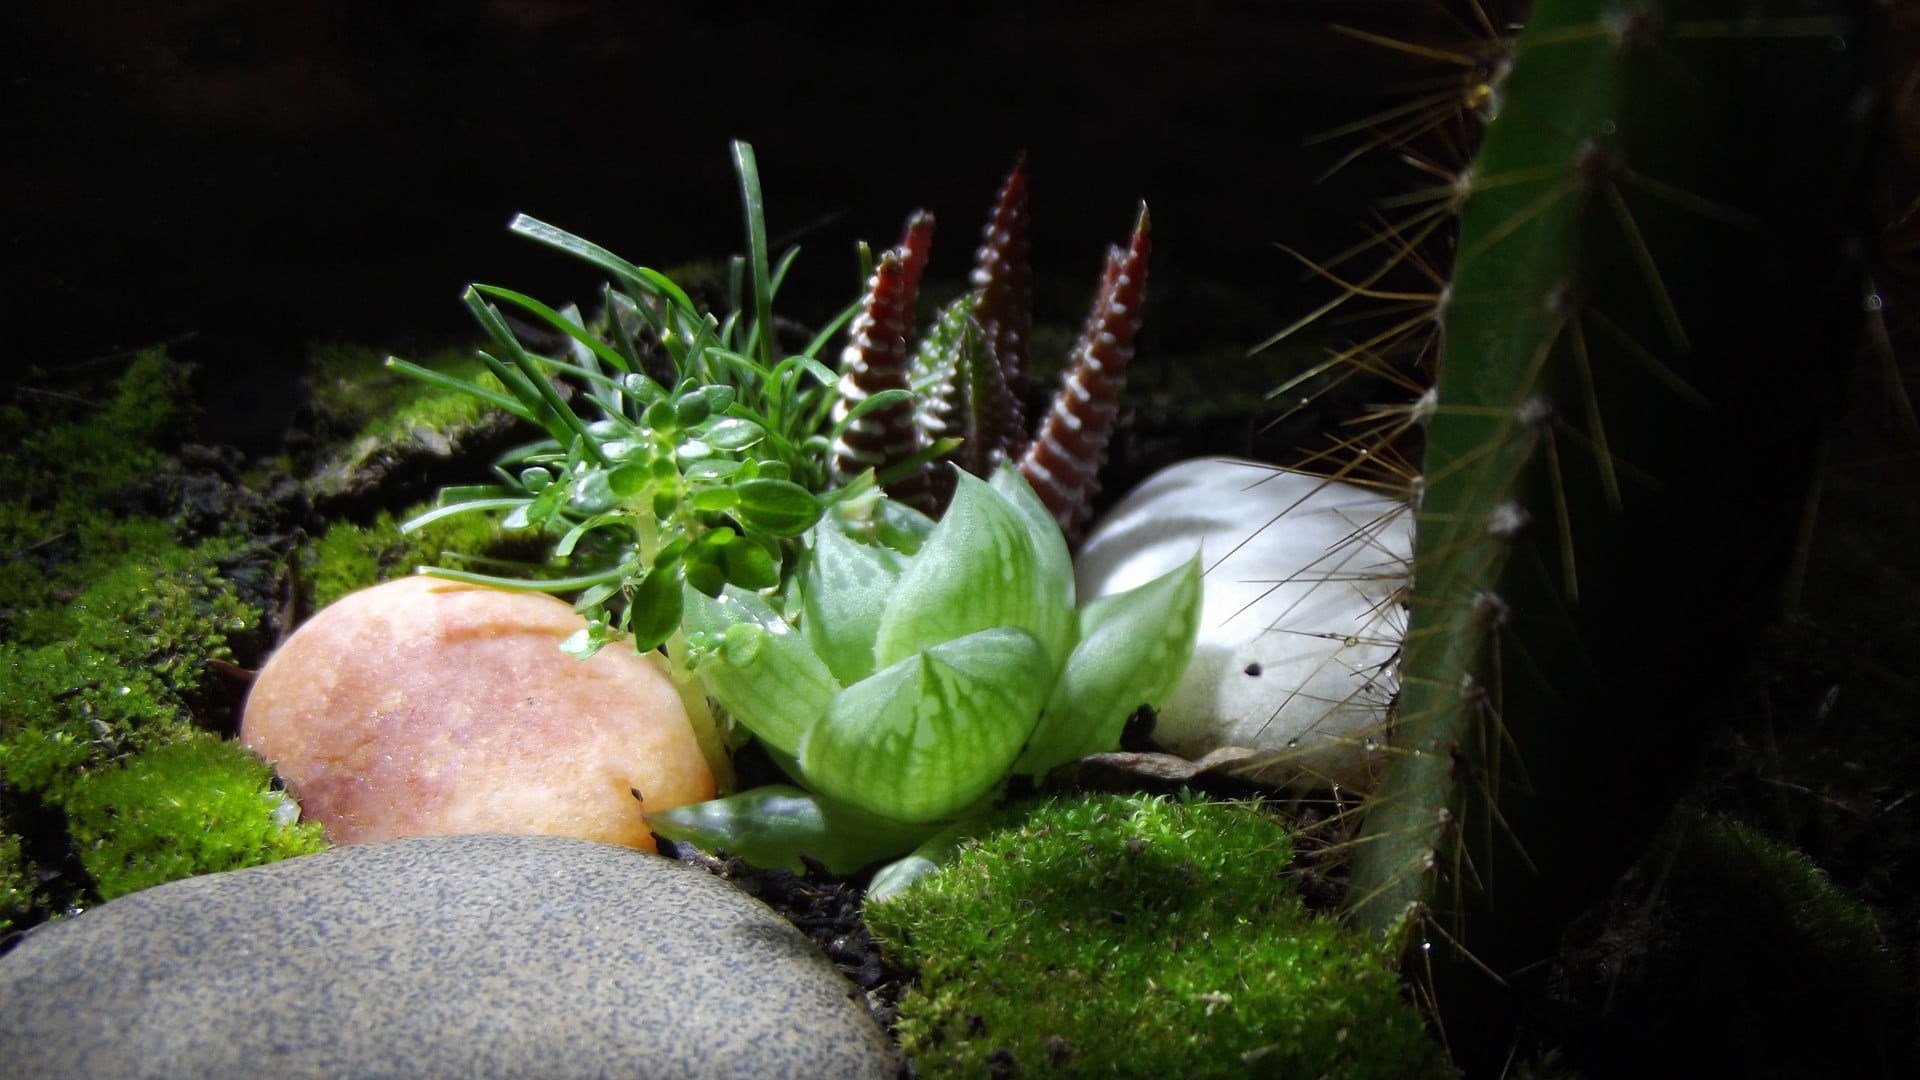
[{"x1": 242, "y1": 576, "x2": 714, "y2": 850}]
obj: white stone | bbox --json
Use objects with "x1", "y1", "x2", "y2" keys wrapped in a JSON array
[{"x1": 1074, "y1": 458, "x2": 1413, "y2": 788}]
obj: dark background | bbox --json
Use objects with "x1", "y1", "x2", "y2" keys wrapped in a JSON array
[{"x1": 2, "y1": 0, "x2": 1494, "y2": 446}]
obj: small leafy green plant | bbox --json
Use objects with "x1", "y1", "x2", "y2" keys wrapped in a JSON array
[{"x1": 391, "y1": 141, "x2": 903, "y2": 655}]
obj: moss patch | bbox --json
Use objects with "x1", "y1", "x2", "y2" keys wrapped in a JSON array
[
  {"x1": 1554, "y1": 808, "x2": 1910, "y2": 1077},
  {"x1": 66, "y1": 735, "x2": 326, "y2": 900},
  {"x1": 302, "y1": 504, "x2": 511, "y2": 609},
  {"x1": 299, "y1": 343, "x2": 519, "y2": 515},
  {"x1": 865, "y1": 792, "x2": 1448, "y2": 1078},
  {"x1": 0, "y1": 350, "x2": 322, "y2": 934}
]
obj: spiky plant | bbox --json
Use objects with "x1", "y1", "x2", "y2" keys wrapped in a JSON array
[
  {"x1": 1248, "y1": 0, "x2": 1875, "y2": 1055},
  {"x1": 832, "y1": 157, "x2": 1151, "y2": 540}
]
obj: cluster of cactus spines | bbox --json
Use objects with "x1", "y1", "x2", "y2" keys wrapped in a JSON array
[
  {"x1": 1296, "y1": 0, "x2": 1873, "y2": 1044},
  {"x1": 833, "y1": 159, "x2": 1148, "y2": 532},
  {"x1": 1016, "y1": 205, "x2": 1150, "y2": 538}
]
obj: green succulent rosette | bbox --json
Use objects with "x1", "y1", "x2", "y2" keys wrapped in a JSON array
[{"x1": 650, "y1": 464, "x2": 1200, "y2": 881}]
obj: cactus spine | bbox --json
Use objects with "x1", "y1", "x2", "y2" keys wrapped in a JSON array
[{"x1": 1340, "y1": 0, "x2": 1872, "y2": 1029}]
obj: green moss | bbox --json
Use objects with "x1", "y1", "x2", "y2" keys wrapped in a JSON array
[
  {"x1": 0, "y1": 349, "x2": 328, "y2": 929},
  {"x1": 65, "y1": 735, "x2": 327, "y2": 900},
  {"x1": 0, "y1": 348, "x2": 191, "y2": 508},
  {"x1": 1614, "y1": 811, "x2": 1911, "y2": 1076},
  {"x1": 865, "y1": 793, "x2": 1448, "y2": 1078},
  {"x1": 306, "y1": 343, "x2": 503, "y2": 441},
  {"x1": 303, "y1": 503, "x2": 510, "y2": 609},
  {"x1": 0, "y1": 832, "x2": 32, "y2": 934}
]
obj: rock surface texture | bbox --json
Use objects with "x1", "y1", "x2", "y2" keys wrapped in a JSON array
[{"x1": 0, "y1": 834, "x2": 899, "y2": 1079}]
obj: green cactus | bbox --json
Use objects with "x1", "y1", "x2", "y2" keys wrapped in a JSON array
[{"x1": 1332, "y1": 0, "x2": 1875, "y2": 1038}]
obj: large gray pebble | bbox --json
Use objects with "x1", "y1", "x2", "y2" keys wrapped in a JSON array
[{"x1": 0, "y1": 834, "x2": 900, "y2": 1079}]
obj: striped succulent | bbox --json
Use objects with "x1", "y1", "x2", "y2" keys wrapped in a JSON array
[{"x1": 831, "y1": 158, "x2": 1151, "y2": 540}]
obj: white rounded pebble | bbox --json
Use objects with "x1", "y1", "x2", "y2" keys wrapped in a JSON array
[{"x1": 1075, "y1": 458, "x2": 1413, "y2": 788}]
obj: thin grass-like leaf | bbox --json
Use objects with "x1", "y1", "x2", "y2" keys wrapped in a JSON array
[
  {"x1": 827, "y1": 389, "x2": 915, "y2": 442},
  {"x1": 469, "y1": 348, "x2": 554, "y2": 430},
  {"x1": 508, "y1": 214, "x2": 702, "y2": 318},
  {"x1": 414, "y1": 565, "x2": 635, "y2": 592},
  {"x1": 400, "y1": 497, "x2": 534, "y2": 533},
  {"x1": 731, "y1": 140, "x2": 775, "y2": 369},
  {"x1": 768, "y1": 246, "x2": 801, "y2": 300},
  {"x1": 471, "y1": 284, "x2": 632, "y2": 375},
  {"x1": 464, "y1": 288, "x2": 611, "y2": 467},
  {"x1": 436, "y1": 483, "x2": 521, "y2": 503},
  {"x1": 800, "y1": 299, "x2": 863, "y2": 361},
  {"x1": 383, "y1": 357, "x2": 531, "y2": 419}
]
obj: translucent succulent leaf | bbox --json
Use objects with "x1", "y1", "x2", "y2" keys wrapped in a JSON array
[
  {"x1": 1015, "y1": 556, "x2": 1203, "y2": 777},
  {"x1": 870, "y1": 471, "x2": 1057, "y2": 671},
  {"x1": 644, "y1": 785, "x2": 936, "y2": 876},
  {"x1": 987, "y1": 462, "x2": 1076, "y2": 662},
  {"x1": 865, "y1": 820, "x2": 974, "y2": 903},
  {"x1": 681, "y1": 585, "x2": 837, "y2": 758},
  {"x1": 798, "y1": 522, "x2": 908, "y2": 685},
  {"x1": 800, "y1": 627, "x2": 1051, "y2": 823},
  {"x1": 826, "y1": 487, "x2": 936, "y2": 556}
]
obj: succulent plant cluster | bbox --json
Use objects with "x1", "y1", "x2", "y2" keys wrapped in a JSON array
[
  {"x1": 652, "y1": 464, "x2": 1200, "y2": 880},
  {"x1": 832, "y1": 157, "x2": 1151, "y2": 540},
  {"x1": 389, "y1": 141, "x2": 1198, "y2": 880}
]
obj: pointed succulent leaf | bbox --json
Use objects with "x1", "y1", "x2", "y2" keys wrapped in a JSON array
[
  {"x1": 644, "y1": 785, "x2": 937, "y2": 875},
  {"x1": 681, "y1": 585, "x2": 837, "y2": 758},
  {"x1": 1016, "y1": 555, "x2": 1202, "y2": 777},
  {"x1": 906, "y1": 295, "x2": 980, "y2": 459},
  {"x1": 798, "y1": 520, "x2": 909, "y2": 685},
  {"x1": 865, "y1": 820, "x2": 975, "y2": 903},
  {"x1": 969, "y1": 154, "x2": 1034, "y2": 447},
  {"x1": 988, "y1": 462, "x2": 1076, "y2": 656},
  {"x1": 870, "y1": 470, "x2": 1057, "y2": 671},
  {"x1": 830, "y1": 245, "x2": 933, "y2": 510},
  {"x1": 1019, "y1": 203, "x2": 1151, "y2": 538},
  {"x1": 800, "y1": 627, "x2": 1052, "y2": 823}
]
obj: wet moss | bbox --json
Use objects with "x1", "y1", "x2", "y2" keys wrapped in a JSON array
[{"x1": 865, "y1": 792, "x2": 1448, "y2": 1078}]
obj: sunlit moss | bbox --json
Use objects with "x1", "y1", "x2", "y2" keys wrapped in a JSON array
[
  {"x1": 303, "y1": 503, "x2": 511, "y2": 609},
  {"x1": 304, "y1": 342, "x2": 508, "y2": 457},
  {"x1": 65, "y1": 735, "x2": 328, "y2": 901},
  {"x1": 0, "y1": 349, "x2": 322, "y2": 930},
  {"x1": 865, "y1": 792, "x2": 1448, "y2": 1078}
]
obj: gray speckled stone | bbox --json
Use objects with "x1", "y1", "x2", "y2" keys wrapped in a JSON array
[{"x1": 0, "y1": 834, "x2": 900, "y2": 1079}]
